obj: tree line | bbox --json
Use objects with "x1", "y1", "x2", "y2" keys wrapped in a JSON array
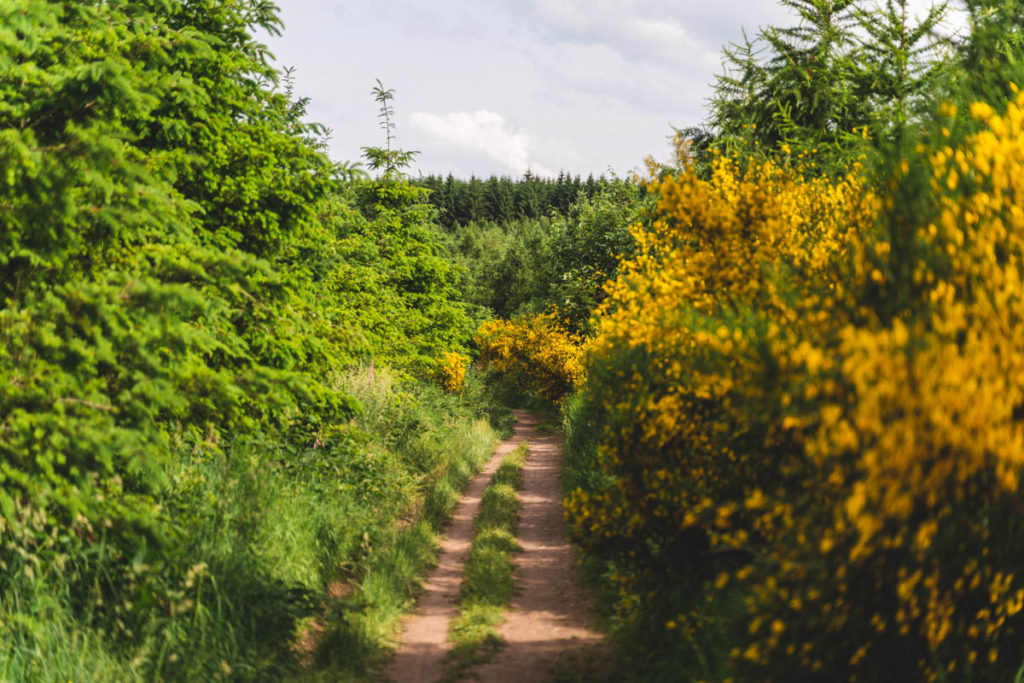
[{"x1": 414, "y1": 172, "x2": 610, "y2": 229}]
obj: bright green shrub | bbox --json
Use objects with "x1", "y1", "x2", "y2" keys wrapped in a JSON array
[
  {"x1": 0, "y1": 1, "x2": 480, "y2": 679},
  {"x1": 329, "y1": 179, "x2": 474, "y2": 370},
  {"x1": 448, "y1": 181, "x2": 647, "y2": 330}
]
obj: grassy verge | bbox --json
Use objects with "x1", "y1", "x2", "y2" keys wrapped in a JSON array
[
  {"x1": 0, "y1": 366, "x2": 506, "y2": 682},
  {"x1": 444, "y1": 444, "x2": 528, "y2": 679},
  {"x1": 297, "y1": 367, "x2": 505, "y2": 680}
]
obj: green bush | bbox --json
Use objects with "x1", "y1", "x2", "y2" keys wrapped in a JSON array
[{"x1": 0, "y1": 2, "x2": 489, "y2": 679}]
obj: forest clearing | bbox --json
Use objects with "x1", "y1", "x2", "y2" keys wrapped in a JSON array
[{"x1": 4, "y1": 0, "x2": 1024, "y2": 681}]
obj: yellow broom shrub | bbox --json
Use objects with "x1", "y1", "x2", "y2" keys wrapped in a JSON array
[
  {"x1": 475, "y1": 313, "x2": 585, "y2": 404},
  {"x1": 437, "y1": 351, "x2": 468, "y2": 394},
  {"x1": 566, "y1": 92, "x2": 1024, "y2": 680}
]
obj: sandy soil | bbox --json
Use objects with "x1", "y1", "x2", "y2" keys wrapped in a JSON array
[{"x1": 385, "y1": 410, "x2": 606, "y2": 683}]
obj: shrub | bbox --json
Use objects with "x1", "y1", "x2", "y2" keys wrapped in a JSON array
[
  {"x1": 438, "y1": 352, "x2": 469, "y2": 394},
  {"x1": 566, "y1": 98, "x2": 1024, "y2": 679},
  {"x1": 475, "y1": 313, "x2": 585, "y2": 404}
]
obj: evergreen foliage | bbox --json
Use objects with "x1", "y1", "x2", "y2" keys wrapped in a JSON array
[
  {"x1": 851, "y1": 0, "x2": 951, "y2": 132},
  {"x1": 708, "y1": 0, "x2": 952, "y2": 165},
  {"x1": 955, "y1": 0, "x2": 1024, "y2": 103},
  {"x1": 361, "y1": 79, "x2": 419, "y2": 179},
  {"x1": 0, "y1": 2, "x2": 484, "y2": 678},
  {"x1": 415, "y1": 172, "x2": 608, "y2": 229},
  {"x1": 1, "y1": 0, "x2": 350, "y2": 554}
]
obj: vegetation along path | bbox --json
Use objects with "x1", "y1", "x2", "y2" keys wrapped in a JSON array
[{"x1": 386, "y1": 410, "x2": 604, "y2": 682}]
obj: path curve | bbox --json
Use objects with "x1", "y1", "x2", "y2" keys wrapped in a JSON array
[{"x1": 385, "y1": 410, "x2": 604, "y2": 682}]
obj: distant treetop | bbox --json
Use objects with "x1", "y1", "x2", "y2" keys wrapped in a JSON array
[{"x1": 413, "y1": 172, "x2": 610, "y2": 229}]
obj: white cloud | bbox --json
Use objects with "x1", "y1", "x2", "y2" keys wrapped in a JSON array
[
  {"x1": 410, "y1": 110, "x2": 555, "y2": 177},
  {"x1": 527, "y1": 0, "x2": 720, "y2": 68},
  {"x1": 263, "y1": 1, "x2": 963, "y2": 178}
]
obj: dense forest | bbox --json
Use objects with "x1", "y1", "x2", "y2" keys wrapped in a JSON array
[
  {"x1": 413, "y1": 173, "x2": 610, "y2": 229},
  {"x1": 4, "y1": 0, "x2": 1024, "y2": 680}
]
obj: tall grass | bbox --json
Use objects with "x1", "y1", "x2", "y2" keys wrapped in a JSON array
[
  {"x1": 0, "y1": 366, "x2": 504, "y2": 681},
  {"x1": 301, "y1": 367, "x2": 502, "y2": 678},
  {"x1": 0, "y1": 584, "x2": 139, "y2": 682}
]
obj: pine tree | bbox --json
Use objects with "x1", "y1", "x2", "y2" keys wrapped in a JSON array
[
  {"x1": 852, "y1": 0, "x2": 950, "y2": 132},
  {"x1": 518, "y1": 170, "x2": 542, "y2": 218},
  {"x1": 710, "y1": 30, "x2": 772, "y2": 150},
  {"x1": 763, "y1": 0, "x2": 862, "y2": 148},
  {"x1": 710, "y1": 0, "x2": 865, "y2": 162},
  {"x1": 361, "y1": 79, "x2": 419, "y2": 179},
  {"x1": 956, "y1": 0, "x2": 1024, "y2": 102}
]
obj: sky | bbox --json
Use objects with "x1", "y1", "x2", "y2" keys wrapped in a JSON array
[{"x1": 261, "y1": 1, "x2": 964, "y2": 179}]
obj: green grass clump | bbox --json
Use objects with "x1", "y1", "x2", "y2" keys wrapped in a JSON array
[
  {"x1": 445, "y1": 445, "x2": 527, "y2": 678},
  {"x1": 307, "y1": 369, "x2": 502, "y2": 679},
  {"x1": 0, "y1": 367, "x2": 503, "y2": 682}
]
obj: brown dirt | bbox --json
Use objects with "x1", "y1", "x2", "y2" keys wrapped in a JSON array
[
  {"x1": 384, "y1": 419, "x2": 523, "y2": 683},
  {"x1": 385, "y1": 410, "x2": 606, "y2": 683}
]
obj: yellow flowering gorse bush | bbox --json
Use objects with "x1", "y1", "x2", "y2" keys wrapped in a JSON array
[
  {"x1": 474, "y1": 313, "x2": 585, "y2": 404},
  {"x1": 437, "y1": 351, "x2": 469, "y2": 393},
  {"x1": 569, "y1": 154, "x2": 870, "y2": 555},
  {"x1": 565, "y1": 93, "x2": 1024, "y2": 680}
]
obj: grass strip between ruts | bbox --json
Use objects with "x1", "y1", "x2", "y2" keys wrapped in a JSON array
[{"x1": 444, "y1": 444, "x2": 528, "y2": 679}]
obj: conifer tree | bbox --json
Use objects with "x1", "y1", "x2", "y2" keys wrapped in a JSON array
[
  {"x1": 518, "y1": 169, "x2": 542, "y2": 218},
  {"x1": 763, "y1": 0, "x2": 862, "y2": 148},
  {"x1": 710, "y1": 0, "x2": 864, "y2": 160},
  {"x1": 361, "y1": 79, "x2": 418, "y2": 179},
  {"x1": 710, "y1": 30, "x2": 772, "y2": 150},
  {"x1": 956, "y1": 0, "x2": 1024, "y2": 102},
  {"x1": 852, "y1": 0, "x2": 950, "y2": 132}
]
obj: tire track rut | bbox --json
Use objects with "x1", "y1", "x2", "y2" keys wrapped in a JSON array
[{"x1": 385, "y1": 410, "x2": 604, "y2": 682}]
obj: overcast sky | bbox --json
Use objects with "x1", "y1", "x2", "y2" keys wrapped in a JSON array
[{"x1": 262, "y1": 1, "x2": 962, "y2": 179}]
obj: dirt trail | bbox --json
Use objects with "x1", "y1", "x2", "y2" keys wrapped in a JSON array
[
  {"x1": 385, "y1": 410, "x2": 604, "y2": 683},
  {"x1": 470, "y1": 411, "x2": 604, "y2": 682}
]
